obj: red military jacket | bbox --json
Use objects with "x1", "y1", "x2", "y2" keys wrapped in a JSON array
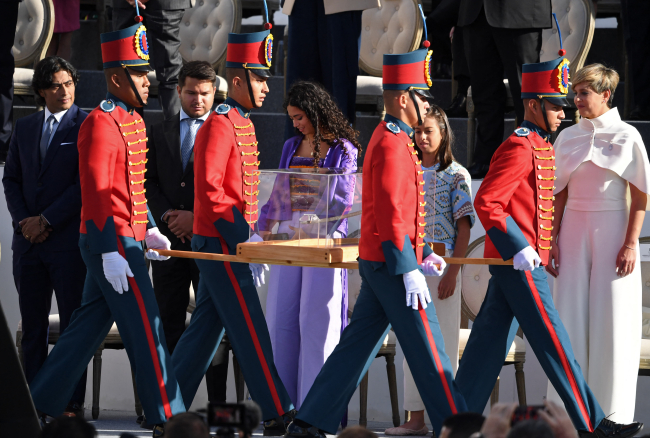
[
  {"x1": 359, "y1": 115, "x2": 433, "y2": 275},
  {"x1": 78, "y1": 96, "x2": 155, "y2": 254},
  {"x1": 474, "y1": 121, "x2": 556, "y2": 266},
  {"x1": 193, "y1": 98, "x2": 260, "y2": 247}
]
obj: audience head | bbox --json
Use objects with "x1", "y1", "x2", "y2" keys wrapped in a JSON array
[
  {"x1": 440, "y1": 412, "x2": 486, "y2": 438},
  {"x1": 572, "y1": 63, "x2": 619, "y2": 119},
  {"x1": 104, "y1": 66, "x2": 150, "y2": 108},
  {"x1": 414, "y1": 104, "x2": 455, "y2": 170},
  {"x1": 33, "y1": 56, "x2": 78, "y2": 112},
  {"x1": 165, "y1": 412, "x2": 210, "y2": 438},
  {"x1": 383, "y1": 89, "x2": 430, "y2": 128},
  {"x1": 284, "y1": 81, "x2": 362, "y2": 166},
  {"x1": 177, "y1": 61, "x2": 217, "y2": 118},
  {"x1": 523, "y1": 98, "x2": 565, "y2": 133},
  {"x1": 226, "y1": 68, "x2": 268, "y2": 110},
  {"x1": 41, "y1": 416, "x2": 96, "y2": 438},
  {"x1": 338, "y1": 426, "x2": 379, "y2": 438},
  {"x1": 507, "y1": 420, "x2": 554, "y2": 438}
]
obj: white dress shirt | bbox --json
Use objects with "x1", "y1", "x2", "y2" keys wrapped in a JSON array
[{"x1": 42, "y1": 106, "x2": 68, "y2": 147}]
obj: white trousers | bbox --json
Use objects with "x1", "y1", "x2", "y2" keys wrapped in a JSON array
[
  {"x1": 403, "y1": 249, "x2": 461, "y2": 411},
  {"x1": 547, "y1": 208, "x2": 641, "y2": 423}
]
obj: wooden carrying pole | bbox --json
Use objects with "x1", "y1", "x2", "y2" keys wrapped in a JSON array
[{"x1": 155, "y1": 249, "x2": 513, "y2": 267}]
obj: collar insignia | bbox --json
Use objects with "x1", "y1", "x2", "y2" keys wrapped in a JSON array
[
  {"x1": 216, "y1": 103, "x2": 231, "y2": 115},
  {"x1": 514, "y1": 127, "x2": 530, "y2": 137},
  {"x1": 386, "y1": 122, "x2": 401, "y2": 134},
  {"x1": 100, "y1": 99, "x2": 116, "y2": 113}
]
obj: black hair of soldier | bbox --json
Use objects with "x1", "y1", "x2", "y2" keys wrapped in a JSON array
[
  {"x1": 32, "y1": 56, "x2": 79, "y2": 107},
  {"x1": 507, "y1": 420, "x2": 554, "y2": 438},
  {"x1": 41, "y1": 415, "x2": 97, "y2": 438},
  {"x1": 413, "y1": 104, "x2": 456, "y2": 172},
  {"x1": 179, "y1": 60, "x2": 217, "y2": 89},
  {"x1": 165, "y1": 412, "x2": 210, "y2": 438},
  {"x1": 442, "y1": 412, "x2": 486, "y2": 438},
  {"x1": 283, "y1": 80, "x2": 363, "y2": 168}
]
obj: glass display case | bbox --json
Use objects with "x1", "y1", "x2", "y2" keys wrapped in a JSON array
[{"x1": 237, "y1": 168, "x2": 362, "y2": 266}]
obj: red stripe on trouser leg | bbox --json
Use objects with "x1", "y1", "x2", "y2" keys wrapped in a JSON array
[
  {"x1": 524, "y1": 271, "x2": 593, "y2": 431},
  {"x1": 220, "y1": 238, "x2": 285, "y2": 416},
  {"x1": 417, "y1": 307, "x2": 458, "y2": 414},
  {"x1": 116, "y1": 239, "x2": 173, "y2": 420}
]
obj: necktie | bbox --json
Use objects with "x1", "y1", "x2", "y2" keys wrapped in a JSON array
[
  {"x1": 181, "y1": 118, "x2": 199, "y2": 171},
  {"x1": 40, "y1": 115, "x2": 56, "y2": 164}
]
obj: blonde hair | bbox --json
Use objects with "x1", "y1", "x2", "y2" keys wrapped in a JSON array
[{"x1": 571, "y1": 63, "x2": 619, "y2": 108}]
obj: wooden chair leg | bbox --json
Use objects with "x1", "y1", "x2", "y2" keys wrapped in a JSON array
[
  {"x1": 514, "y1": 362, "x2": 527, "y2": 406},
  {"x1": 92, "y1": 345, "x2": 104, "y2": 420},
  {"x1": 131, "y1": 369, "x2": 143, "y2": 416},
  {"x1": 490, "y1": 376, "x2": 500, "y2": 407},
  {"x1": 233, "y1": 355, "x2": 245, "y2": 403},
  {"x1": 359, "y1": 371, "x2": 369, "y2": 428},
  {"x1": 385, "y1": 354, "x2": 400, "y2": 427}
]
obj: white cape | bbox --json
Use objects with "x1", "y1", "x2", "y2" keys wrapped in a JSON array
[{"x1": 554, "y1": 107, "x2": 650, "y2": 209}]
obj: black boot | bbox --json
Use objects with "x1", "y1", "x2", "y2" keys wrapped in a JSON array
[
  {"x1": 284, "y1": 421, "x2": 326, "y2": 438},
  {"x1": 582, "y1": 418, "x2": 643, "y2": 438},
  {"x1": 264, "y1": 409, "x2": 297, "y2": 436},
  {"x1": 444, "y1": 92, "x2": 468, "y2": 118}
]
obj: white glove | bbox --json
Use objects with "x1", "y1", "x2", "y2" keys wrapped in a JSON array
[
  {"x1": 421, "y1": 252, "x2": 446, "y2": 276},
  {"x1": 246, "y1": 234, "x2": 269, "y2": 287},
  {"x1": 513, "y1": 246, "x2": 541, "y2": 272},
  {"x1": 403, "y1": 269, "x2": 432, "y2": 310},
  {"x1": 144, "y1": 227, "x2": 171, "y2": 261},
  {"x1": 102, "y1": 251, "x2": 134, "y2": 293}
]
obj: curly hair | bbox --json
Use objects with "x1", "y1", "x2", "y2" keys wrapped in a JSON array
[{"x1": 283, "y1": 81, "x2": 362, "y2": 167}]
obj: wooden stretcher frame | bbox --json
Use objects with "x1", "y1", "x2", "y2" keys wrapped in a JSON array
[{"x1": 156, "y1": 239, "x2": 513, "y2": 268}]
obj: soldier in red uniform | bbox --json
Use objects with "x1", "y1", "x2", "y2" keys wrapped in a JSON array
[
  {"x1": 454, "y1": 26, "x2": 642, "y2": 438},
  {"x1": 29, "y1": 17, "x2": 185, "y2": 437},
  {"x1": 285, "y1": 37, "x2": 466, "y2": 438},
  {"x1": 170, "y1": 12, "x2": 296, "y2": 436}
]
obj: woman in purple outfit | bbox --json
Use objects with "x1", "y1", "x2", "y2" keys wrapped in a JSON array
[{"x1": 259, "y1": 81, "x2": 361, "y2": 409}]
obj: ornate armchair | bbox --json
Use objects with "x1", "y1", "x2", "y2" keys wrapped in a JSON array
[
  {"x1": 148, "y1": 0, "x2": 242, "y2": 102},
  {"x1": 12, "y1": 0, "x2": 55, "y2": 99},
  {"x1": 357, "y1": 0, "x2": 423, "y2": 115}
]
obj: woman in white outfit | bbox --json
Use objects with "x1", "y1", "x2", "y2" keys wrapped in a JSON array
[
  {"x1": 385, "y1": 106, "x2": 474, "y2": 436},
  {"x1": 546, "y1": 64, "x2": 650, "y2": 423}
]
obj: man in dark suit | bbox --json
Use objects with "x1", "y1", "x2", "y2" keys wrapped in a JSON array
[
  {"x1": 0, "y1": 0, "x2": 21, "y2": 164},
  {"x1": 112, "y1": 0, "x2": 191, "y2": 120},
  {"x1": 458, "y1": 0, "x2": 551, "y2": 179},
  {"x1": 2, "y1": 56, "x2": 88, "y2": 417},
  {"x1": 146, "y1": 60, "x2": 231, "y2": 406}
]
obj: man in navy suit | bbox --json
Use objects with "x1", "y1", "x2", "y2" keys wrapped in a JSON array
[{"x1": 2, "y1": 56, "x2": 88, "y2": 418}]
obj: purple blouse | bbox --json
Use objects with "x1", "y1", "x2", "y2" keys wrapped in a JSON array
[{"x1": 258, "y1": 135, "x2": 358, "y2": 237}]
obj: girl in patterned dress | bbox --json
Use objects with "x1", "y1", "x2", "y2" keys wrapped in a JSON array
[{"x1": 386, "y1": 105, "x2": 475, "y2": 436}]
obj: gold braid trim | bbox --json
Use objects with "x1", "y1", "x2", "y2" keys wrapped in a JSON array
[
  {"x1": 132, "y1": 189, "x2": 146, "y2": 195},
  {"x1": 119, "y1": 119, "x2": 143, "y2": 127},
  {"x1": 535, "y1": 155, "x2": 555, "y2": 160},
  {"x1": 234, "y1": 123, "x2": 253, "y2": 129},
  {"x1": 133, "y1": 220, "x2": 149, "y2": 225},
  {"x1": 128, "y1": 148, "x2": 149, "y2": 155},
  {"x1": 243, "y1": 161, "x2": 260, "y2": 166}
]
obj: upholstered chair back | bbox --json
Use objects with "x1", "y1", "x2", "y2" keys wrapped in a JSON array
[
  {"x1": 13, "y1": 0, "x2": 54, "y2": 68},
  {"x1": 541, "y1": 0, "x2": 595, "y2": 72},
  {"x1": 179, "y1": 0, "x2": 242, "y2": 69},
  {"x1": 359, "y1": 0, "x2": 423, "y2": 77}
]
